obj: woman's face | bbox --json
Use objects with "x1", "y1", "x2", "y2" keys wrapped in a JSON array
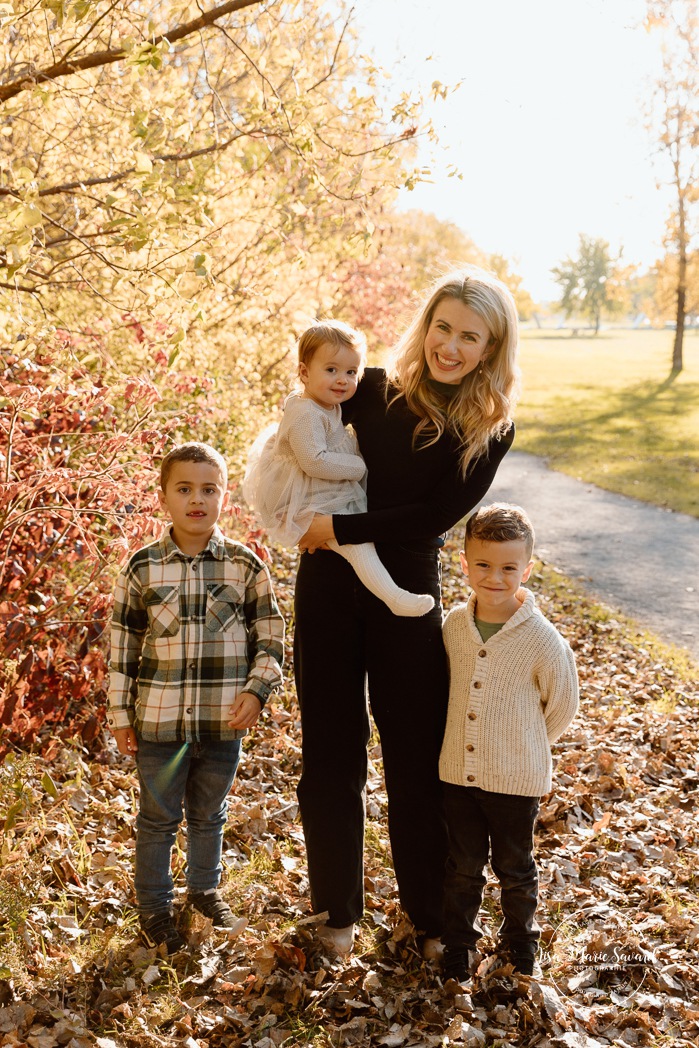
[{"x1": 423, "y1": 297, "x2": 493, "y2": 385}]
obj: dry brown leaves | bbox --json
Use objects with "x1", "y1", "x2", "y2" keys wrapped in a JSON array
[{"x1": 1, "y1": 538, "x2": 698, "y2": 1048}]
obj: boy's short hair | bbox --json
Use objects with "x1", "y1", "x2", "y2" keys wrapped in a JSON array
[
  {"x1": 160, "y1": 442, "x2": 228, "y2": 491},
  {"x1": 465, "y1": 503, "x2": 535, "y2": 559}
]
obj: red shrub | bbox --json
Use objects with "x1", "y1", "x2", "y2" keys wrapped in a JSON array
[{"x1": 0, "y1": 336, "x2": 215, "y2": 756}]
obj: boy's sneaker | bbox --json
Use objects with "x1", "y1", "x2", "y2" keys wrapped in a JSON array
[
  {"x1": 140, "y1": 910, "x2": 187, "y2": 954},
  {"x1": 188, "y1": 889, "x2": 237, "y2": 928},
  {"x1": 511, "y1": 953, "x2": 540, "y2": 977},
  {"x1": 443, "y1": 948, "x2": 479, "y2": 989}
]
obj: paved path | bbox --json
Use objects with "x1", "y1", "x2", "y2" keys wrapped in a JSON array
[{"x1": 484, "y1": 451, "x2": 699, "y2": 663}]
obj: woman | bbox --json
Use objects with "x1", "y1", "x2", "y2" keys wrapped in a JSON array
[{"x1": 294, "y1": 266, "x2": 520, "y2": 956}]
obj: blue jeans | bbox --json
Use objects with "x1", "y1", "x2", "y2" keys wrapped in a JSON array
[
  {"x1": 134, "y1": 738, "x2": 241, "y2": 914},
  {"x1": 443, "y1": 783, "x2": 541, "y2": 957}
]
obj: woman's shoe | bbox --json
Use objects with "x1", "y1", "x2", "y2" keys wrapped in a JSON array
[
  {"x1": 422, "y1": 936, "x2": 445, "y2": 961},
  {"x1": 318, "y1": 922, "x2": 355, "y2": 956}
]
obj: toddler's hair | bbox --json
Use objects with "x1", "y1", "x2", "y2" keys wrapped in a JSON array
[
  {"x1": 297, "y1": 319, "x2": 367, "y2": 371},
  {"x1": 160, "y1": 442, "x2": 228, "y2": 491},
  {"x1": 465, "y1": 503, "x2": 535, "y2": 559}
]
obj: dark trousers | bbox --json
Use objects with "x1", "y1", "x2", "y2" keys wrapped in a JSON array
[
  {"x1": 443, "y1": 783, "x2": 540, "y2": 956},
  {"x1": 294, "y1": 542, "x2": 449, "y2": 934}
]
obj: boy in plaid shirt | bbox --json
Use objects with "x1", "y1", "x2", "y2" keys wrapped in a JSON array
[{"x1": 108, "y1": 442, "x2": 284, "y2": 953}]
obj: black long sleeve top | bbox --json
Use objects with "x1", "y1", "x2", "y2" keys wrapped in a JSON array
[{"x1": 333, "y1": 367, "x2": 515, "y2": 548}]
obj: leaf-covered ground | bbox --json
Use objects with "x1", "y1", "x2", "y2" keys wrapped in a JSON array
[{"x1": 1, "y1": 536, "x2": 698, "y2": 1048}]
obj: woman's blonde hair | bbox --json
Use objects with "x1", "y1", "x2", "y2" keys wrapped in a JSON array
[{"x1": 387, "y1": 266, "x2": 520, "y2": 476}]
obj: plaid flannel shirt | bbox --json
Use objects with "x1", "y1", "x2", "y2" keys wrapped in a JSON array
[{"x1": 108, "y1": 527, "x2": 284, "y2": 742}]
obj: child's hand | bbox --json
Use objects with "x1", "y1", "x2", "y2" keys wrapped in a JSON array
[
  {"x1": 228, "y1": 692, "x2": 262, "y2": 730},
  {"x1": 113, "y1": 726, "x2": 138, "y2": 755}
]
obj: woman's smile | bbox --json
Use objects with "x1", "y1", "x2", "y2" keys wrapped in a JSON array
[
  {"x1": 423, "y1": 297, "x2": 492, "y2": 385},
  {"x1": 434, "y1": 353, "x2": 463, "y2": 372}
]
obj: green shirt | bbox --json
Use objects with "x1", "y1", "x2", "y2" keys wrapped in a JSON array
[{"x1": 475, "y1": 617, "x2": 505, "y2": 642}]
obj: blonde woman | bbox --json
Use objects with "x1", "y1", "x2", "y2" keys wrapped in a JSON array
[{"x1": 294, "y1": 266, "x2": 519, "y2": 957}]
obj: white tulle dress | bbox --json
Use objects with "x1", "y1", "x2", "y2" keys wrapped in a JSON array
[
  {"x1": 244, "y1": 393, "x2": 434, "y2": 617},
  {"x1": 243, "y1": 393, "x2": 367, "y2": 547}
]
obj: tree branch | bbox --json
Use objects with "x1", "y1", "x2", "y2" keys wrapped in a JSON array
[
  {"x1": 59, "y1": 0, "x2": 123, "y2": 66},
  {"x1": 309, "y1": 7, "x2": 354, "y2": 91},
  {"x1": 0, "y1": 130, "x2": 257, "y2": 198},
  {"x1": 0, "y1": 279, "x2": 40, "y2": 293},
  {"x1": 0, "y1": 0, "x2": 268, "y2": 103}
]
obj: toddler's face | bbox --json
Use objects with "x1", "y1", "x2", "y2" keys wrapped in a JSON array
[{"x1": 299, "y1": 342, "x2": 363, "y2": 409}]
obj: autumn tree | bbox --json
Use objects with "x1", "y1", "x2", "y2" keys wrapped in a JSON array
[
  {"x1": 0, "y1": 0, "x2": 424, "y2": 367},
  {"x1": 0, "y1": 1, "x2": 434, "y2": 747},
  {"x1": 0, "y1": 0, "x2": 440, "y2": 485},
  {"x1": 645, "y1": 0, "x2": 699, "y2": 371},
  {"x1": 330, "y1": 210, "x2": 489, "y2": 355},
  {"x1": 551, "y1": 235, "x2": 628, "y2": 334},
  {"x1": 487, "y1": 254, "x2": 536, "y2": 321},
  {"x1": 651, "y1": 250, "x2": 699, "y2": 326}
]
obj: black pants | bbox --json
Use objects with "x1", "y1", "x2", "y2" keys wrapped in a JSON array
[
  {"x1": 294, "y1": 542, "x2": 449, "y2": 934},
  {"x1": 442, "y1": 783, "x2": 540, "y2": 957}
]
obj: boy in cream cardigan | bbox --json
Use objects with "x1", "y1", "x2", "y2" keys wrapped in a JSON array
[{"x1": 439, "y1": 503, "x2": 578, "y2": 985}]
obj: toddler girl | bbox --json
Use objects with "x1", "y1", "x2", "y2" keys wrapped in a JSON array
[{"x1": 243, "y1": 320, "x2": 434, "y2": 617}]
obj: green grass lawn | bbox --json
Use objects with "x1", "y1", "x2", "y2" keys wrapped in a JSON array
[{"x1": 515, "y1": 327, "x2": 699, "y2": 517}]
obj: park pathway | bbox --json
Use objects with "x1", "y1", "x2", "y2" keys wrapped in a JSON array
[{"x1": 484, "y1": 451, "x2": 699, "y2": 663}]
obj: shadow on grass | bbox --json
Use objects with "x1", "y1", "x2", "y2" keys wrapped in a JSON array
[
  {"x1": 572, "y1": 369, "x2": 687, "y2": 426},
  {"x1": 521, "y1": 372, "x2": 699, "y2": 514},
  {"x1": 556, "y1": 371, "x2": 693, "y2": 427},
  {"x1": 525, "y1": 332, "x2": 618, "y2": 341}
]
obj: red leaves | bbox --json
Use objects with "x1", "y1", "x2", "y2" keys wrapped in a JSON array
[
  {"x1": 0, "y1": 333, "x2": 218, "y2": 754},
  {"x1": 123, "y1": 377, "x2": 161, "y2": 409},
  {"x1": 335, "y1": 255, "x2": 420, "y2": 354}
]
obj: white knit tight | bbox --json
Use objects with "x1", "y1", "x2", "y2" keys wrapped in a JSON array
[{"x1": 327, "y1": 539, "x2": 434, "y2": 617}]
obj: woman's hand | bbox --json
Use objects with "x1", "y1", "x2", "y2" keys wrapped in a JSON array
[{"x1": 299, "y1": 514, "x2": 336, "y2": 553}]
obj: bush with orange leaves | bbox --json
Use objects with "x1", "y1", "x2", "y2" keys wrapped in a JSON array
[{"x1": 0, "y1": 330, "x2": 218, "y2": 757}]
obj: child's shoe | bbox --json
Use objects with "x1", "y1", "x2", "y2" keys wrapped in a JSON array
[
  {"x1": 443, "y1": 947, "x2": 479, "y2": 989},
  {"x1": 188, "y1": 889, "x2": 237, "y2": 928},
  {"x1": 511, "y1": 953, "x2": 542, "y2": 977},
  {"x1": 140, "y1": 910, "x2": 187, "y2": 954},
  {"x1": 317, "y1": 922, "x2": 355, "y2": 956}
]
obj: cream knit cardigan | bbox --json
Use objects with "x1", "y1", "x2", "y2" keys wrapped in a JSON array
[{"x1": 439, "y1": 589, "x2": 579, "y2": 797}]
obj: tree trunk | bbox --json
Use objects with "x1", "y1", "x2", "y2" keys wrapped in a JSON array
[
  {"x1": 672, "y1": 219, "x2": 686, "y2": 372},
  {"x1": 672, "y1": 284, "x2": 685, "y2": 372},
  {"x1": 671, "y1": 127, "x2": 687, "y2": 373}
]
